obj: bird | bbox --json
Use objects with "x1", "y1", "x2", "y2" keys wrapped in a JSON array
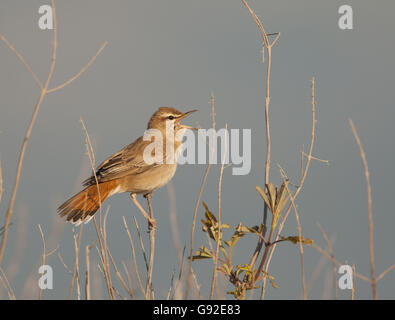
[{"x1": 58, "y1": 106, "x2": 196, "y2": 228}]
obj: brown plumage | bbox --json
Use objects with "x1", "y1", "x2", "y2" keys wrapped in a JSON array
[
  {"x1": 58, "y1": 106, "x2": 196, "y2": 226},
  {"x1": 58, "y1": 180, "x2": 117, "y2": 224}
]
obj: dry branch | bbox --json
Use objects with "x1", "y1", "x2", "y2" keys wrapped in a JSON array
[
  {"x1": 184, "y1": 93, "x2": 216, "y2": 299},
  {"x1": 349, "y1": 119, "x2": 377, "y2": 299},
  {"x1": 0, "y1": 0, "x2": 107, "y2": 266}
]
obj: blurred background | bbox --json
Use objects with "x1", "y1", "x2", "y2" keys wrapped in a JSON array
[{"x1": 0, "y1": 0, "x2": 394, "y2": 299}]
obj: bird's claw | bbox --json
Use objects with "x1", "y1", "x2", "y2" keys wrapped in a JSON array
[{"x1": 148, "y1": 217, "x2": 157, "y2": 231}]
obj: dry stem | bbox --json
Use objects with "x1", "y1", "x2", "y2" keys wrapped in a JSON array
[
  {"x1": 349, "y1": 119, "x2": 377, "y2": 299},
  {"x1": 241, "y1": 0, "x2": 281, "y2": 279},
  {"x1": 260, "y1": 77, "x2": 316, "y2": 298},
  {"x1": 80, "y1": 118, "x2": 114, "y2": 299},
  {"x1": 209, "y1": 124, "x2": 228, "y2": 299},
  {"x1": 184, "y1": 92, "x2": 216, "y2": 299},
  {"x1": 317, "y1": 223, "x2": 338, "y2": 299},
  {"x1": 144, "y1": 194, "x2": 156, "y2": 300},
  {"x1": 122, "y1": 216, "x2": 145, "y2": 295},
  {"x1": 0, "y1": 0, "x2": 106, "y2": 266}
]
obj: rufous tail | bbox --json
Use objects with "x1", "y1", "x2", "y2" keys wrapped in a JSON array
[{"x1": 58, "y1": 181, "x2": 116, "y2": 225}]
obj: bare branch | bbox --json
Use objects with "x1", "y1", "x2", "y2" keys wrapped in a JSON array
[
  {"x1": 278, "y1": 167, "x2": 307, "y2": 299},
  {"x1": 0, "y1": 0, "x2": 106, "y2": 266},
  {"x1": 317, "y1": 223, "x2": 338, "y2": 300},
  {"x1": 209, "y1": 124, "x2": 228, "y2": 299},
  {"x1": 185, "y1": 92, "x2": 216, "y2": 299},
  {"x1": 144, "y1": 195, "x2": 156, "y2": 300},
  {"x1": 0, "y1": 34, "x2": 43, "y2": 89},
  {"x1": 312, "y1": 242, "x2": 371, "y2": 283},
  {"x1": 0, "y1": 0, "x2": 57, "y2": 265},
  {"x1": 261, "y1": 77, "x2": 316, "y2": 298},
  {"x1": 349, "y1": 119, "x2": 376, "y2": 299},
  {"x1": 47, "y1": 41, "x2": 108, "y2": 93},
  {"x1": 122, "y1": 216, "x2": 145, "y2": 295},
  {"x1": 376, "y1": 263, "x2": 395, "y2": 282}
]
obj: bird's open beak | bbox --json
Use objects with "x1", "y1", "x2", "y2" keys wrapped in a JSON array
[{"x1": 177, "y1": 109, "x2": 197, "y2": 130}]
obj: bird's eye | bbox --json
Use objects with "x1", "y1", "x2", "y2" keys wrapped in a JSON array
[{"x1": 168, "y1": 115, "x2": 175, "y2": 120}]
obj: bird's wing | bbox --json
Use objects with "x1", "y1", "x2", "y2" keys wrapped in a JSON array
[{"x1": 82, "y1": 136, "x2": 158, "y2": 186}]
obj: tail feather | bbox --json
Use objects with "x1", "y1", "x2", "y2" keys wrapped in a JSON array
[{"x1": 58, "y1": 181, "x2": 117, "y2": 225}]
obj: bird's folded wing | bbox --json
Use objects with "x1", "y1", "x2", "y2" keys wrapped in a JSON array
[{"x1": 82, "y1": 136, "x2": 157, "y2": 186}]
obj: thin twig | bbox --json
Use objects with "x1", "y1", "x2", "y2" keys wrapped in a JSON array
[
  {"x1": 0, "y1": 34, "x2": 43, "y2": 89},
  {"x1": 133, "y1": 216, "x2": 149, "y2": 272},
  {"x1": 317, "y1": 223, "x2": 337, "y2": 300},
  {"x1": 185, "y1": 92, "x2": 216, "y2": 299},
  {"x1": 172, "y1": 246, "x2": 186, "y2": 300},
  {"x1": 376, "y1": 263, "x2": 395, "y2": 282},
  {"x1": 80, "y1": 119, "x2": 114, "y2": 300},
  {"x1": 38, "y1": 224, "x2": 46, "y2": 300},
  {"x1": 85, "y1": 243, "x2": 94, "y2": 300},
  {"x1": 209, "y1": 124, "x2": 228, "y2": 299},
  {"x1": 144, "y1": 194, "x2": 155, "y2": 300},
  {"x1": 68, "y1": 226, "x2": 84, "y2": 300},
  {"x1": 191, "y1": 267, "x2": 204, "y2": 299},
  {"x1": 58, "y1": 252, "x2": 73, "y2": 274},
  {"x1": 278, "y1": 168, "x2": 307, "y2": 299},
  {"x1": 302, "y1": 152, "x2": 329, "y2": 165},
  {"x1": 102, "y1": 205, "x2": 113, "y2": 299},
  {"x1": 241, "y1": 1, "x2": 281, "y2": 281},
  {"x1": 166, "y1": 268, "x2": 176, "y2": 300},
  {"x1": 122, "y1": 261, "x2": 134, "y2": 296},
  {"x1": 122, "y1": 216, "x2": 145, "y2": 295},
  {"x1": 47, "y1": 42, "x2": 108, "y2": 93},
  {"x1": 306, "y1": 235, "x2": 335, "y2": 296},
  {"x1": 0, "y1": 0, "x2": 57, "y2": 266},
  {"x1": 260, "y1": 77, "x2": 316, "y2": 298},
  {"x1": 351, "y1": 264, "x2": 356, "y2": 300},
  {"x1": 0, "y1": 0, "x2": 106, "y2": 266},
  {"x1": 0, "y1": 267, "x2": 15, "y2": 300},
  {"x1": 107, "y1": 247, "x2": 135, "y2": 299},
  {"x1": 349, "y1": 119, "x2": 377, "y2": 299},
  {"x1": 311, "y1": 243, "x2": 371, "y2": 283}
]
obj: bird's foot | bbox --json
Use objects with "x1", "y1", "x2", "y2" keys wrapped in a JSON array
[
  {"x1": 148, "y1": 217, "x2": 157, "y2": 231},
  {"x1": 144, "y1": 192, "x2": 153, "y2": 200}
]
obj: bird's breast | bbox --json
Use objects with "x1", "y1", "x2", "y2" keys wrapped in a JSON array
[{"x1": 119, "y1": 163, "x2": 177, "y2": 194}]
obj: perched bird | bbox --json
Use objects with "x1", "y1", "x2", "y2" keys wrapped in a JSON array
[{"x1": 58, "y1": 106, "x2": 196, "y2": 227}]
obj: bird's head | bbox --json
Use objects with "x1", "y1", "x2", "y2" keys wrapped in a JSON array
[{"x1": 148, "y1": 106, "x2": 197, "y2": 133}]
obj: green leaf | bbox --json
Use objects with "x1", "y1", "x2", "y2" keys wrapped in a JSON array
[
  {"x1": 227, "y1": 286, "x2": 246, "y2": 300},
  {"x1": 201, "y1": 202, "x2": 220, "y2": 241},
  {"x1": 274, "y1": 180, "x2": 287, "y2": 210},
  {"x1": 275, "y1": 181, "x2": 290, "y2": 215},
  {"x1": 280, "y1": 235, "x2": 314, "y2": 246},
  {"x1": 190, "y1": 246, "x2": 213, "y2": 260},
  {"x1": 246, "y1": 223, "x2": 264, "y2": 235},
  {"x1": 262, "y1": 271, "x2": 278, "y2": 289},
  {"x1": 266, "y1": 182, "x2": 277, "y2": 210},
  {"x1": 202, "y1": 201, "x2": 217, "y2": 224},
  {"x1": 217, "y1": 263, "x2": 232, "y2": 276},
  {"x1": 235, "y1": 264, "x2": 254, "y2": 280},
  {"x1": 256, "y1": 185, "x2": 272, "y2": 211}
]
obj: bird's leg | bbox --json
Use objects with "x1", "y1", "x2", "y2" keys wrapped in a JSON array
[
  {"x1": 144, "y1": 192, "x2": 155, "y2": 231},
  {"x1": 130, "y1": 193, "x2": 156, "y2": 230}
]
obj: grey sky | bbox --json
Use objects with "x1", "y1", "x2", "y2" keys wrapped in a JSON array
[{"x1": 0, "y1": 0, "x2": 394, "y2": 299}]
